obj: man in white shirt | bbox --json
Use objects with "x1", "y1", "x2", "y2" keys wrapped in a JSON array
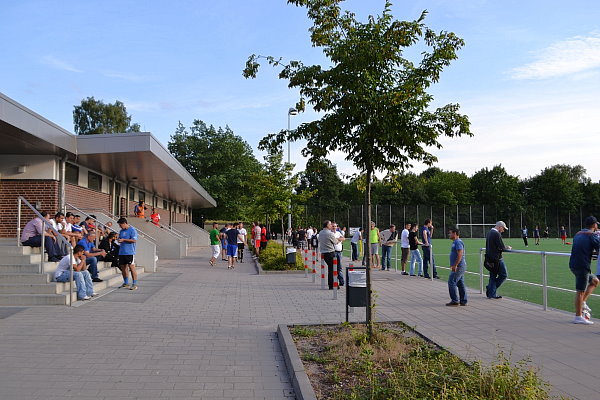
[
  {"x1": 54, "y1": 244, "x2": 95, "y2": 300},
  {"x1": 400, "y1": 223, "x2": 411, "y2": 275},
  {"x1": 331, "y1": 222, "x2": 345, "y2": 286},
  {"x1": 237, "y1": 222, "x2": 247, "y2": 262},
  {"x1": 253, "y1": 221, "x2": 262, "y2": 257},
  {"x1": 351, "y1": 228, "x2": 362, "y2": 261},
  {"x1": 306, "y1": 227, "x2": 314, "y2": 250}
]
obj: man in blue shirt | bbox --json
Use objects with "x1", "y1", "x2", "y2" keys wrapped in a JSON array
[
  {"x1": 77, "y1": 231, "x2": 106, "y2": 282},
  {"x1": 446, "y1": 228, "x2": 467, "y2": 306},
  {"x1": 117, "y1": 218, "x2": 139, "y2": 290},
  {"x1": 569, "y1": 216, "x2": 600, "y2": 325}
]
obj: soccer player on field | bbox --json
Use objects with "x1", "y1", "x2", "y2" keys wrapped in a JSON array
[{"x1": 568, "y1": 216, "x2": 599, "y2": 325}]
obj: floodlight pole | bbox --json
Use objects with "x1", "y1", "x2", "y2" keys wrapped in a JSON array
[{"x1": 287, "y1": 107, "x2": 297, "y2": 232}]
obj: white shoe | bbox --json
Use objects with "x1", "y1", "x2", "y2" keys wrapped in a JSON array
[
  {"x1": 573, "y1": 316, "x2": 594, "y2": 325},
  {"x1": 91, "y1": 293, "x2": 98, "y2": 297},
  {"x1": 583, "y1": 302, "x2": 592, "y2": 312},
  {"x1": 82, "y1": 296, "x2": 91, "y2": 300}
]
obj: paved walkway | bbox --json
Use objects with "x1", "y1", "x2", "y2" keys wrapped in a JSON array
[{"x1": 0, "y1": 246, "x2": 598, "y2": 399}]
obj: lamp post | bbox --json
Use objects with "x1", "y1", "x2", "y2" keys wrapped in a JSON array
[{"x1": 287, "y1": 107, "x2": 298, "y2": 232}]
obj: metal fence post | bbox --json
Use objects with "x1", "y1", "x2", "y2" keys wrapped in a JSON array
[
  {"x1": 17, "y1": 198, "x2": 22, "y2": 247},
  {"x1": 542, "y1": 252, "x2": 548, "y2": 311}
]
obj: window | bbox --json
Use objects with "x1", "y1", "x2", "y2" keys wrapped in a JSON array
[
  {"x1": 65, "y1": 164, "x2": 79, "y2": 185},
  {"x1": 178, "y1": 205, "x2": 181, "y2": 214},
  {"x1": 163, "y1": 200, "x2": 168, "y2": 210},
  {"x1": 88, "y1": 171, "x2": 102, "y2": 191},
  {"x1": 138, "y1": 191, "x2": 145, "y2": 202},
  {"x1": 129, "y1": 188, "x2": 135, "y2": 201}
]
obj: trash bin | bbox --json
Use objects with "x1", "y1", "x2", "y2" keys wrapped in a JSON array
[
  {"x1": 286, "y1": 247, "x2": 296, "y2": 264},
  {"x1": 347, "y1": 269, "x2": 368, "y2": 307}
]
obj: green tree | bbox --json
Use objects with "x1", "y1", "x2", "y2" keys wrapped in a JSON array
[
  {"x1": 471, "y1": 165, "x2": 522, "y2": 215},
  {"x1": 244, "y1": 0, "x2": 471, "y2": 336},
  {"x1": 297, "y1": 158, "x2": 345, "y2": 217},
  {"x1": 73, "y1": 96, "x2": 141, "y2": 135},
  {"x1": 168, "y1": 120, "x2": 262, "y2": 220},
  {"x1": 524, "y1": 164, "x2": 586, "y2": 212},
  {"x1": 424, "y1": 170, "x2": 472, "y2": 206}
]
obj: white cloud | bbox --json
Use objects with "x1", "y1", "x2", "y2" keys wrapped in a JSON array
[
  {"x1": 101, "y1": 70, "x2": 148, "y2": 82},
  {"x1": 41, "y1": 55, "x2": 82, "y2": 73},
  {"x1": 511, "y1": 33, "x2": 600, "y2": 79}
]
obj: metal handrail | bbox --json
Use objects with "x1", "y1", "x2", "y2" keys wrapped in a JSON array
[
  {"x1": 17, "y1": 196, "x2": 75, "y2": 306},
  {"x1": 77, "y1": 208, "x2": 157, "y2": 242}
]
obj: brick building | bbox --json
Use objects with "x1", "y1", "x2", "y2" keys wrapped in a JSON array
[{"x1": 0, "y1": 92, "x2": 216, "y2": 238}]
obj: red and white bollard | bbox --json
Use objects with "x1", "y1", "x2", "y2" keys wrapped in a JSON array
[
  {"x1": 311, "y1": 251, "x2": 316, "y2": 283},
  {"x1": 304, "y1": 249, "x2": 308, "y2": 278},
  {"x1": 333, "y1": 257, "x2": 338, "y2": 299},
  {"x1": 321, "y1": 253, "x2": 326, "y2": 290}
]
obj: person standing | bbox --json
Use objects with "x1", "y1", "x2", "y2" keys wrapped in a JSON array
[
  {"x1": 533, "y1": 225, "x2": 540, "y2": 245},
  {"x1": 543, "y1": 226, "x2": 549, "y2": 240},
  {"x1": 220, "y1": 223, "x2": 229, "y2": 261},
  {"x1": 237, "y1": 222, "x2": 247, "y2": 263},
  {"x1": 569, "y1": 216, "x2": 599, "y2": 325},
  {"x1": 521, "y1": 226, "x2": 528, "y2": 247},
  {"x1": 421, "y1": 219, "x2": 438, "y2": 279},
  {"x1": 117, "y1": 217, "x2": 139, "y2": 290},
  {"x1": 379, "y1": 224, "x2": 397, "y2": 271},
  {"x1": 369, "y1": 221, "x2": 380, "y2": 269},
  {"x1": 331, "y1": 222, "x2": 345, "y2": 286},
  {"x1": 134, "y1": 201, "x2": 147, "y2": 219},
  {"x1": 485, "y1": 221, "x2": 512, "y2": 299},
  {"x1": 560, "y1": 226, "x2": 567, "y2": 244},
  {"x1": 350, "y1": 228, "x2": 362, "y2": 262},
  {"x1": 400, "y1": 223, "x2": 411, "y2": 275},
  {"x1": 253, "y1": 222, "x2": 261, "y2": 257},
  {"x1": 306, "y1": 226, "x2": 314, "y2": 250},
  {"x1": 318, "y1": 220, "x2": 343, "y2": 290},
  {"x1": 209, "y1": 223, "x2": 220, "y2": 266},
  {"x1": 260, "y1": 224, "x2": 268, "y2": 251},
  {"x1": 446, "y1": 228, "x2": 467, "y2": 306},
  {"x1": 408, "y1": 223, "x2": 423, "y2": 276},
  {"x1": 226, "y1": 223, "x2": 242, "y2": 269},
  {"x1": 297, "y1": 226, "x2": 307, "y2": 250}
]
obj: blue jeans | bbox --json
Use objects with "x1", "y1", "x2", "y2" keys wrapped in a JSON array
[
  {"x1": 409, "y1": 249, "x2": 423, "y2": 275},
  {"x1": 55, "y1": 270, "x2": 94, "y2": 299},
  {"x1": 487, "y1": 259, "x2": 508, "y2": 298},
  {"x1": 381, "y1": 245, "x2": 393, "y2": 270},
  {"x1": 351, "y1": 242, "x2": 359, "y2": 261},
  {"x1": 422, "y1": 246, "x2": 437, "y2": 278},
  {"x1": 86, "y1": 256, "x2": 99, "y2": 279},
  {"x1": 335, "y1": 251, "x2": 344, "y2": 285},
  {"x1": 22, "y1": 235, "x2": 63, "y2": 260},
  {"x1": 448, "y1": 266, "x2": 467, "y2": 304}
]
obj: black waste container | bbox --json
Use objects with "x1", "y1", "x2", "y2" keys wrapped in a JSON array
[
  {"x1": 347, "y1": 269, "x2": 368, "y2": 307},
  {"x1": 286, "y1": 247, "x2": 296, "y2": 264}
]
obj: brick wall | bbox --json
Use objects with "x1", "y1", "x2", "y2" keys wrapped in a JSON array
[
  {"x1": 0, "y1": 180, "x2": 59, "y2": 238},
  {"x1": 65, "y1": 183, "x2": 111, "y2": 212}
]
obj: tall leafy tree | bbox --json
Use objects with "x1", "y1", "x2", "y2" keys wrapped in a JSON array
[
  {"x1": 297, "y1": 158, "x2": 345, "y2": 213},
  {"x1": 73, "y1": 97, "x2": 140, "y2": 135},
  {"x1": 524, "y1": 164, "x2": 586, "y2": 212},
  {"x1": 471, "y1": 165, "x2": 522, "y2": 215},
  {"x1": 424, "y1": 170, "x2": 472, "y2": 206},
  {"x1": 244, "y1": 0, "x2": 471, "y2": 335},
  {"x1": 168, "y1": 120, "x2": 262, "y2": 220}
]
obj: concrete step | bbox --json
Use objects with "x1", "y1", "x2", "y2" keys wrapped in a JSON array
[
  {"x1": 0, "y1": 273, "x2": 51, "y2": 284},
  {"x1": 0, "y1": 293, "x2": 71, "y2": 306},
  {"x1": 0, "y1": 254, "x2": 42, "y2": 264},
  {"x1": 0, "y1": 244, "x2": 38, "y2": 255}
]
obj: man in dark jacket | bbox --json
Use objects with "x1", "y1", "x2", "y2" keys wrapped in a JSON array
[
  {"x1": 569, "y1": 216, "x2": 599, "y2": 325},
  {"x1": 485, "y1": 221, "x2": 512, "y2": 299}
]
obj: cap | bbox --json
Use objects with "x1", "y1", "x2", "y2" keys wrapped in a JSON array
[
  {"x1": 584, "y1": 216, "x2": 598, "y2": 227},
  {"x1": 495, "y1": 221, "x2": 508, "y2": 230}
]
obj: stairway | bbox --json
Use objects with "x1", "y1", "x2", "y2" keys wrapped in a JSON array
[{"x1": 0, "y1": 239, "x2": 146, "y2": 306}]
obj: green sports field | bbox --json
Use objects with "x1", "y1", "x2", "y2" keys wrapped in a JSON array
[{"x1": 341, "y1": 237, "x2": 600, "y2": 315}]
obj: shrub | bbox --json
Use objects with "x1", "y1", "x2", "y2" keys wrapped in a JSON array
[{"x1": 258, "y1": 241, "x2": 305, "y2": 271}]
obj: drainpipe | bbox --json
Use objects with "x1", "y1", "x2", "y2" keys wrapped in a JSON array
[{"x1": 58, "y1": 156, "x2": 67, "y2": 212}]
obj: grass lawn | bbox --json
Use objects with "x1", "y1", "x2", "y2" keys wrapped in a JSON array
[{"x1": 342, "y1": 237, "x2": 599, "y2": 315}]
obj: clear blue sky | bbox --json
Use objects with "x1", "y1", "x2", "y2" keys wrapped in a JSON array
[{"x1": 2, "y1": 0, "x2": 600, "y2": 181}]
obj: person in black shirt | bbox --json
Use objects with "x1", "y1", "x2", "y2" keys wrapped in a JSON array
[
  {"x1": 485, "y1": 221, "x2": 512, "y2": 299},
  {"x1": 408, "y1": 224, "x2": 423, "y2": 276},
  {"x1": 98, "y1": 231, "x2": 120, "y2": 270}
]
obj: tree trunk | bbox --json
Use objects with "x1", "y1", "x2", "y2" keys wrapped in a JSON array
[
  {"x1": 365, "y1": 168, "x2": 373, "y2": 339},
  {"x1": 281, "y1": 217, "x2": 286, "y2": 258}
]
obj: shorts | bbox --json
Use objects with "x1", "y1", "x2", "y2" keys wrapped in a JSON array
[
  {"x1": 255, "y1": 240, "x2": 261, "y2": 249},
  {"x1": 119, "y1": 255, "x2": 134, "y2": 266},
  {"x1": 401, "y1": 247, "x2": 409, "y2": 263},
  {"x1": 226, "y1": 244, "x2": 238, "y2": 257},
  {"x1": 237, "y1": 242, "x2": 245, "y2": 250},
  {"x1": 570, "y1": 267, "x2": 594, "y2": 292},
  {"x1": 211, "y1": 245, "x2": 220, "y2": 258},
  {"x1": 221, "y1": 239, "x2": 227, "y2": 247},
  {"x1": 561, "y1": 235, "x2": 567, "y2": 240},
  {"x1": 370, "y1": 243, "x2": 379, "y2": 255}
]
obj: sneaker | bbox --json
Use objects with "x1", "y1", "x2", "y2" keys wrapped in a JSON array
[
  {"x1": 446, "y1": 302, "x2": 459, "y2": 306},
  {"x1": 401, "y1": 271, "x2": 409, "y2": 275},
  {"x1": 209, "y1": 260, "x2": 214, "y2": 266},
  {"x1": 460, "y1": 303, "x2": 467, "y2": 306},
  {"x1": 410, "y1": 274, "x2": 416, "y2": 276},
  {"x1": 121, "y1": 283, "x2": 130, "y2": 289},
  {"x1": 583, "y1": 302, "x2": 592, "y2": 312},
  {"x1": 91, "y1": 292, "x2": 98, "y2": 297},
  {"x1": 573, "y1": 316, "x2": 594, "y2": 325},
  {"x1": 130, "y1": 285, "x2": 138, "y2": 291},
  {"x1": 92, "y1": 278, "x2": 103, "y2": 282},
  {"x1": 81, "y1": 296, "x2": 91, "y2": 300}
]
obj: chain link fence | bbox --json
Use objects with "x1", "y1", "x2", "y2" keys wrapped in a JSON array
[{"x1": 298, "y1": 204, "x2": 599, "y2": 239}]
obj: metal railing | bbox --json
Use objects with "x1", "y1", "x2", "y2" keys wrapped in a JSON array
[
  {"x1": 17, "y1": 196, "x2": 75, "y2": 306},
  {"x1": 77, "y1": 208, "x2": 157, "y2": 243}
]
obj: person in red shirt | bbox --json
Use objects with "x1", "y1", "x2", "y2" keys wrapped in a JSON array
[
  {"x1": 150, "y1": 208, "x2": 160, "y2": 226},
  {"x1": 260, "y1": 224, "x2": 268, "y2": 251}
]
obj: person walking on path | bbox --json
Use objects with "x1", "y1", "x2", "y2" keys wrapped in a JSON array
[
  {"x1": 379, "y1": 224, "x2": 398, "y2": 271},
  {"x1": 318, "y1": 220, "x2": 343, "y2": 290},
  {"x1": 560, "y1": 226, "x2": 567, "y2": 244},
  {"x1": 446, "y1": 228, "x2": 467, "y2": 306},
  {"x1": 237, "y1": 222, "x2": 247, "y2": 263},
  {"x1": 369, "y1": 221, "x2": 380, "y2": 269},
  {"x1": 421, "y1": 219, "x2": 438, "y2": 279},
  {"x1": 350, "y1": 227, "x2": 362, "y2": 261},
  {"x1": 400, "y1": 222, "x2": 411, "y2": 275},
  {"x1": 522, "y1": 226, "x2": 529, "y2": 247},
  {"x1": 485, "y1": 221, "x2": 512, "y2": 299},
  {"x1": 209, "y1": 223, "x2": 220, "y2": 266},
  {"x1": 220, "y1": 224, "x2": 229, "y2": 260},
  {"x1": 225, "y1": 223, "x2": 242, "y2": 269},
  {"x1": 408, "y1": 223, "x2": 423, "y2": 276},
  {"x1": 569, "y1": 216, "x2": 599, "y2": 325},
  {"x1": 117, "y1": 217, "x2": 139, "y2": 290}
]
